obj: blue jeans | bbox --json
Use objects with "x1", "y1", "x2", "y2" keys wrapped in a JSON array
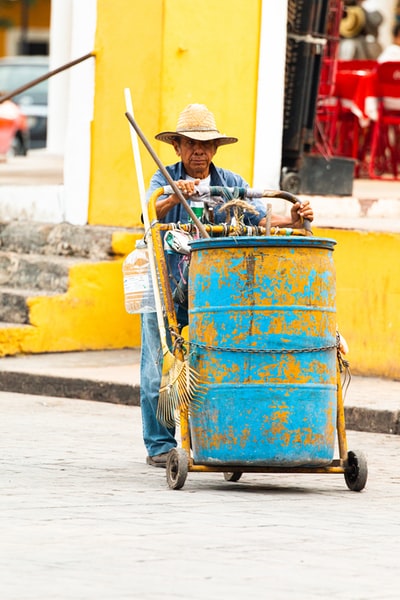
[{"x1": 140, "y1": 311, "x2": 177, "y2": 456}]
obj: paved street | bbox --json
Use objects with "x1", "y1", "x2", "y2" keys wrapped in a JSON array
[{"x1": 1, "y1": 391, "x2": 400, "y2": 600}]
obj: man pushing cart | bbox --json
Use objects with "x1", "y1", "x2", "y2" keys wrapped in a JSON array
[{"x1": 125, "y1": 99, "x2": 367, "y2": 492}]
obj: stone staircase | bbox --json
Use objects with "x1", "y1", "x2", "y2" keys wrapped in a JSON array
[{"x1": 0, "y1": 220, "x2": 143, "y2": 356}]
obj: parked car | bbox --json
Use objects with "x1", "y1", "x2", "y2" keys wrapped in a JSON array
[
  {"x1": 0, "y1": 98, "x2": 29, "y2": 158},
  {"x1": 0, "y1": 55, "x2": 49, "y2": 150}
]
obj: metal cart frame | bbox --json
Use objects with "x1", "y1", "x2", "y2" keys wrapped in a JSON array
[{"x1": 147, "y1": 187, "x2": 368, "y2": 492}]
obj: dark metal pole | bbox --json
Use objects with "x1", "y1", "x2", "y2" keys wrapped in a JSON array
[{"x1": 0, "y1": 52, "x2": 95, "y2": 104}]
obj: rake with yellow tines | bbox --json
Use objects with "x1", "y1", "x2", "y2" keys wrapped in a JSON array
[
  {"x1": 146, "y1": 187, "x2": 205, "y2": 427},
  {"x1": 124, "y1": 89, "x2": 205, "y2": 428}
]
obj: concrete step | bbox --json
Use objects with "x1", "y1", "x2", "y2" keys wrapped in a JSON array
[
  {"x1": 0, "y1": 287, "x2": 61, "y2": 324},
  {"x1": 0, "y1": 220, "x2": 136, "y2": 260},
  {"x1": 0, "y1": 251, "x2": 98, "y2": 292},
  {"x1": 0, "y1": 218, "x2": 141, "y2": 357},
  {"x1": 0, "y1": 321, "x2": 34, "y2": 330}
]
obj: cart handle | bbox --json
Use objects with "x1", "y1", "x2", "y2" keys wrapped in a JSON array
[
  {"x1": 149, "y1": 188, "x2": 308, "y2": 237},
  {"x1": 163, "y1": 185, "x2": 312, "y2": 234}
]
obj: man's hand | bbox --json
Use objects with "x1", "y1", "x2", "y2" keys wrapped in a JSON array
[
  {"x1": 289, "y1": 200, "x2": 314, "y2": 229},
  {"x1": 259, "y1": 199, "x2": 314, "y2": 229},
  {"x1": 175, "y1": 178, "x2": 200, "y2": 198},
  {"x1": 155, "y1": 178, "x2": 200, "y2": 219}
]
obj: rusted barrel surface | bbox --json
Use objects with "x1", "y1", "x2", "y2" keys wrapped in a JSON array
[{"x1": 188, "y1": 236, "x2": 337, "y2": 466}]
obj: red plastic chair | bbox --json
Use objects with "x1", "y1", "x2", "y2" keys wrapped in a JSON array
[
  {"x1": 368, "y1": 62, "x2": 400, "y2": 179},
  {"x1": 312, "y1": 56, "x2": 340, "y2": 157},
  {"x1": 313, "y1": 97, "x2": 340, "y2": 157},
  {"x1": 334, "y1": 104, "x2": 360, "y2": 160},
  {"x1": 332, "y1": 71, "x2": 365, "y2": 167},
  {"x1": 337, "y1": 60, "x2": 377, "y2": 72}
]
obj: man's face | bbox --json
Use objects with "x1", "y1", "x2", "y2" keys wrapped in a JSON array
[{"x1": 172, "y1": 137, "x2": 218, "y2": 179}]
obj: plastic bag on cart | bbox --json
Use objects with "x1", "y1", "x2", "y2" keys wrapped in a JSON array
[{"x1": 172, "y1": 259, "x2": 189, "y2": 310}]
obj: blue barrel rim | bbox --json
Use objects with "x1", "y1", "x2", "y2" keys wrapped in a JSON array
[{"x1": 189, "y1": 236, "x2": 337, "y2": 251}]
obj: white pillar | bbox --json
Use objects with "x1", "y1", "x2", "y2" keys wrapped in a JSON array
[
  {"x1": 47, "y1": 0, "x2": 72, "y2": 154},
  {"x1": 253, "y1": 0, "x2": 288, "y2": 190},
  {"x1": 47, "y1": 0, "x2": 96, "y2": 225},
  {"x1": 63, "y1": 0, "x2": 97, "y2": 225}
]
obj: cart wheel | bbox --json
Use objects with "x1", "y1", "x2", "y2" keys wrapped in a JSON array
[
  {"x1": 223, "y1": 471, "x2": 242, "y2": 482},
  {"x1": 280, "y1": 171, "x2": 301, "y2": 195},
  {"x1": 344, "y1": 449, "x2": 368, "y2": 492},
  {"x1": 166, "y1": 448, "x2": 188, "y2": 490}
]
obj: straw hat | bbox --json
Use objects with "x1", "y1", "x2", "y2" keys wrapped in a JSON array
[
  {"x1": 340, "y1": 6, "x2": 366, "y2": 38},
  {"x1": 155, "y1": 104, "x2": 238, "y2": 146}
]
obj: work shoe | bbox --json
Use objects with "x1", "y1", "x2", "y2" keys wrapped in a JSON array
[{"x1": 146, "y1": 452, "x2": 171, "y2": 468}]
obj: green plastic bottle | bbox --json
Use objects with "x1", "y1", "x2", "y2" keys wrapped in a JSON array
[{"x1": 190, "y1": 199, "x2": 204, "y2": 221}]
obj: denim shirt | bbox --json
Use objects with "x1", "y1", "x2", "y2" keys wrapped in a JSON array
[{"x1": 145, "y1": 161, "x2": 266, "y2": 300}]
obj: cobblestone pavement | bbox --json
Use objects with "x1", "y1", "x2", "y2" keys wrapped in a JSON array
[{"x1": 1, "y1": 392, "x2": 400, "y2": 600}]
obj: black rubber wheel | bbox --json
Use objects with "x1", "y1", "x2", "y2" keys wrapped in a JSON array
[
  {"x1": 166, "y1": 448, "x2": 189, "y2": 490},
  {"x1": 344, "y1": 449, "x2": 368, "y2": 491},
  {"x1": 280, "y1": 172, "x2": 301, "y2": 195},
  {"x1": 223, "y1": 471, "x2": 243, "y2": 482}
]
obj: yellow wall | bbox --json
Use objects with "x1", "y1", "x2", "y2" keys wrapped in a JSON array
[
  {"x1": 89, "y1": 0, "x2": 164, "y2": 227},
  {"x1": 88, "y1": 0, "x2": 400, "y2": 379},
  {"x1": 315, "y1": 227, "x2": 400, "y2": 380},
  {"x1": 2, "y1": 1, "x2": 399, "y2": 381},
  {"x1": 87, "y1": 0, "x2": 400, "y2": 380},
  {"x1": 89, "y1": 0, "x2": 261, "y2": 227}
]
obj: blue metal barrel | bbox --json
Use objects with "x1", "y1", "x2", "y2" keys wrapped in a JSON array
[{"x1": 188, "y1": 236, "x2": 337, "y2": 467}]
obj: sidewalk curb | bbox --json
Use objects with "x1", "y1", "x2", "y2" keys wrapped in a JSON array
[
  {"x1": 1, "y1": 371, "x2": 399, "y2": 436},
  {"x1": 344, "y1": 406, "x2": 400, "y2": 436},
  {"x1": 0, "y1": 372, "x2": 140, "y2": 406}
]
